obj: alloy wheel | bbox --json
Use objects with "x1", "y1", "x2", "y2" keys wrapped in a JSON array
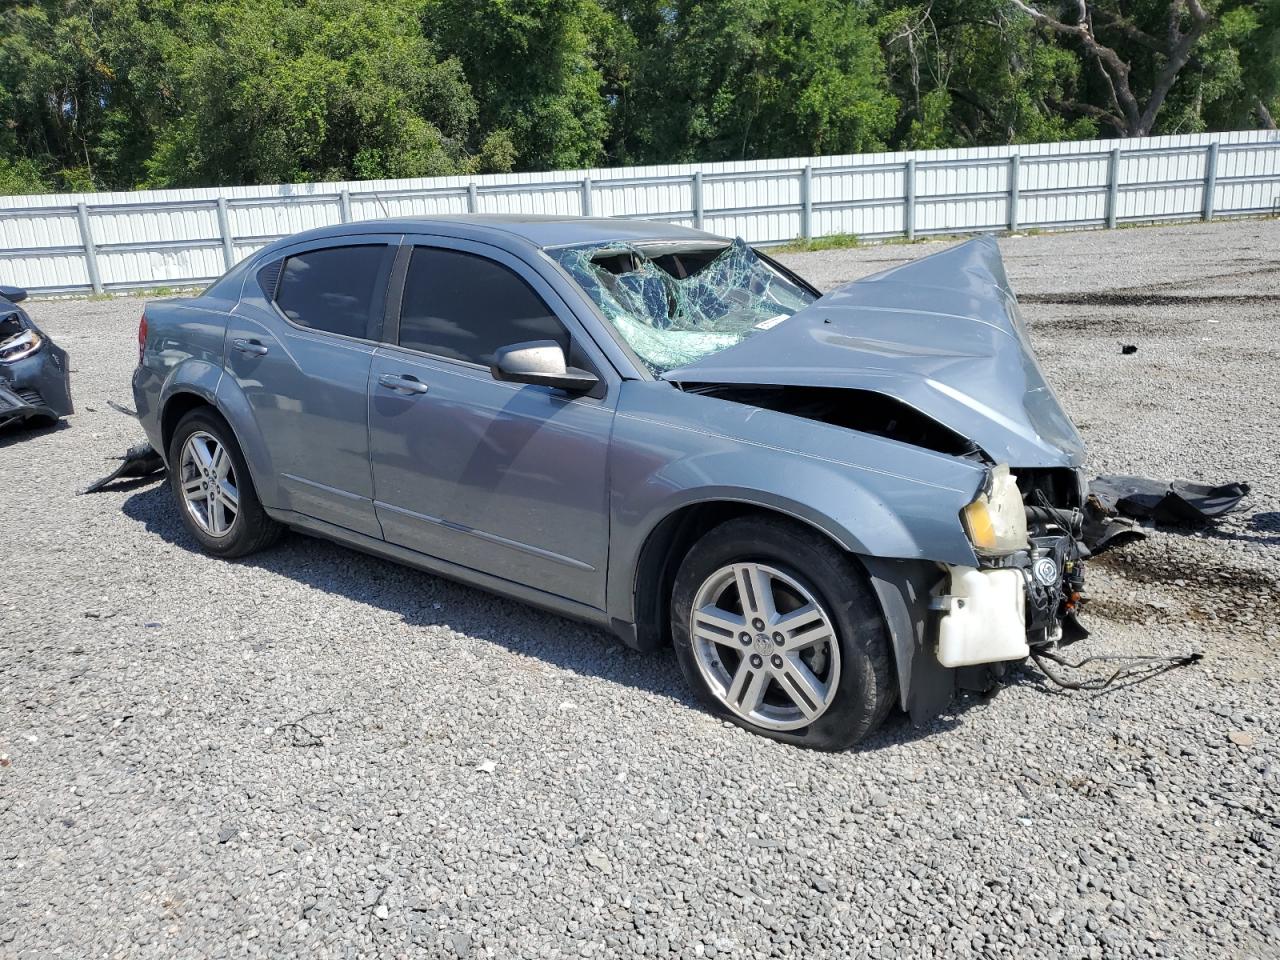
[
  {"x1": 179, "y1": 430, "x2": 240, "y2": 538},
  {"x1": 689, "y1": 562, "x2": 841, "y2": 731}
]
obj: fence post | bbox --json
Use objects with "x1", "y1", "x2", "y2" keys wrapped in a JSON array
[
  {"x1": 801, "y1": 165, "x2": 814, "y2": 240},
  {"x1": 1202, "y1": 141, "x2": 1219, "y2": 222},
  {"x1": 692, "y1": 171, "x2": 704, "y2": 229},
  {"x1": 216, "y1": 198, "x2": 235, "y2": 270},
  {"x1": 1008, "y1": 155, "x2": 1021, "y2": 232},
  {"x1": 467, "y1": 182, "x2": 479, "y2": 213},
  {"x1": 581, "y1": 177, "x2": 594, "y2": 217},
  {"x1": 339, "y1": 189, "x2": 352, "y2": 224},
  {"x1": 1106, "y1": 146, "x2": 1122, "y2": 229},
  {"x1": 76, "y1": 202, "x2": 103, "y2": 295},
  {"x1": 904, "y1": 159, "x2": 916, "y2": 241}
]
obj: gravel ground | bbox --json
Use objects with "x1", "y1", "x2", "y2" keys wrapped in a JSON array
[{"x1": 2, "y1": 218, "x2": 1277, "y2": 959}]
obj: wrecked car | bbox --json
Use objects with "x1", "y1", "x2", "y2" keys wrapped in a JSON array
[
  {"x1": 133, "y1": 216, "x2": 1089, "y2": 749},
  {"x1": 1, "y1": 284, "x2": 73, "y2": 430}
]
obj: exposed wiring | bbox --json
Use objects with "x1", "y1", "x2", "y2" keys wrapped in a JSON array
[
  {"x1": 1033, "y1": 488, "x2": 1080, "y2": 536},
  {"x1": 1030, "y1": 647, "x2": 1202, "y2": 692}
]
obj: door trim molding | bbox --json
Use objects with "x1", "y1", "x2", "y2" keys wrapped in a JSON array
[{"x1": 375, "y1": 499, "x2": 596, "y2": 572}]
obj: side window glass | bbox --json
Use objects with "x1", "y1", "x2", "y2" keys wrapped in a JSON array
[
  {"x1": 274, "y1": 245, "x2": 389, "y2": 339},
  {"x1": 398, "y1": 247, "x2": 568, "y2": 366}
]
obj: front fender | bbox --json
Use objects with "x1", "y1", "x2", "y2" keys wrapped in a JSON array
[{"x1": 607, "y1": 382, "x2": 986, "y2": 626}]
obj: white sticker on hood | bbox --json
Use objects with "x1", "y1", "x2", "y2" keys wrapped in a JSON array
[{"x1": 755, "y1": 313, "x2": 790, "y2": 330}]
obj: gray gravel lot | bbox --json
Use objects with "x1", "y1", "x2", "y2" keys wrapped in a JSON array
[{"x1": 2, "y1": 218, "x2": 1278, "y2": 959}]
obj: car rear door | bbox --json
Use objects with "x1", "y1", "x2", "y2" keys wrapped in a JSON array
[
  {"x1": 367, "y1": 237, "x2": 615, "y2": 609},
  {"x1": 224, "y1": 235, "x2": 397, "y2": 538}
]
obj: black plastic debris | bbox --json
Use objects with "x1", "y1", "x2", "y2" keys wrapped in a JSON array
[
  {"x1": 1092, "y1": 476, "x2": 1250, "y2": 523},
  {"x1": 1082, "y1": 475, "x2": 1251, "y2": 555},
  {"x1": 1121, "y1": 344, "x2": 1138, "y2": 355},
  {"x1": 80, "y1": 441, "x2": 165, "y2": 494}
]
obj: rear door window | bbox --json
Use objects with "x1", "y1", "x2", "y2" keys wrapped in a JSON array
[
  {"x1": 397, "y1": 247, "x2": 569, "y2": 366},
  {"x1": 274, "y1": 244, "x2": 391, "y2": 340}
]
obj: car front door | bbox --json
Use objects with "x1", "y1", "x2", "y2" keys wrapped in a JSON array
[
  {"x1": 223, "y1": 236, "x2": 397, "y2": 538},
  {"x1": 367, "y1": 238, "x2": 615, "y2": 609}
]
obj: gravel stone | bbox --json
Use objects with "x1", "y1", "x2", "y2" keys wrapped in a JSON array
[{"x1": 2, "y1": 218, "x2": 1278, "y2": 958}]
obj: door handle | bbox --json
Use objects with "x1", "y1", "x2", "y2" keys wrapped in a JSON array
[
  {"x1": 377, "y1": 373, "x2": 429, "y2": 395},
  {"x1": 233, "y1": 338, "x2": 268, "y2": 357}
]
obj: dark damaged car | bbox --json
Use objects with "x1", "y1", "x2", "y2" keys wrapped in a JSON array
[
  {"x1": 133, "y1": 216, "x2": 1089, "y2": 749},
  {"x1": 0, "y1": 285, "x2": 73, "y2": 430}
]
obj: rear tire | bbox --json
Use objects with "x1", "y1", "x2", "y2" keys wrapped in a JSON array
[
  {"x1": 168, "y1": 408, "x2": 281, "y2": 558},
  {"x1": 670, "y1": 516, "x2": 895, "y2": 750}
]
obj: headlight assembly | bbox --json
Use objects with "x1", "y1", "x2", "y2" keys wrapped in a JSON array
[
  {"x1": 961, "y1": 464, "x2": 1028, "y2": 556},
  {"x1": 0, "y1": 328, "x2": 43, "y2": 362}
]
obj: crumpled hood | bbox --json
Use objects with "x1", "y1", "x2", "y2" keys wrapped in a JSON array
[{"x1": 661, "y1": 235, "x2": 1085, "y2": 468}]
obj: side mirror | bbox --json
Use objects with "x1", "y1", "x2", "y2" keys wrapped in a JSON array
[
  {"x1": 0, "y1": 285, "x2": 28, "y2": 304},
  {"x1": 491, "y1": 340, "x2": 599, "y2": 393}
]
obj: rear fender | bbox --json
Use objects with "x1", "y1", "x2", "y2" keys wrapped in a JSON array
[{"x1": 154, "y1": 361, "x2": 279, "y2": 510}]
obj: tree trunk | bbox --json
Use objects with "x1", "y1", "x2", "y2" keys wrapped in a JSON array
[{"x1": 1009, "y1": 0, "x2": 1213, "y2": 138}]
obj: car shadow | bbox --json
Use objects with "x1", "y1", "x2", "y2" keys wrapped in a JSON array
[
  {"x1": 120, "y1": 482, "x2": 980, "y2": 753},
  {"x1": 1131, "y1": 509, "x2": 1280, "y2": 549},
  {"x1": 0, "y1": 416, "x2": 69, "y2": 448}
]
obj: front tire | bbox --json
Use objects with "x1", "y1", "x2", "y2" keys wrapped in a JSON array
[
  {"x1": 168, "y1": 408, "x2": 281, "y2": 558},
  {"x1": 670, "y1": 516, "x2": 895, "y2": 750}
]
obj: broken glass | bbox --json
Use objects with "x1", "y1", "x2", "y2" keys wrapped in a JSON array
[{"x1": 549, "y1": 238, "x2": 816, "y2": 374}]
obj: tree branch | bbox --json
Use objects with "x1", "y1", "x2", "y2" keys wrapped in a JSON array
[
  {"x1": 1256, "y1": 98, "x2": 1277, "y2": 131},
  {"x1": 1046, "y1": 96, "x2": 1126, "y2": 133},
  {"x1": 1010, "y1": 0, "x2": 1213, "y2": 136},
  {"x1": 1008, "y1": 0, "x2": 1142, "y2": 131},
  {"x1": 1089, "y1": 8, "x2": 1160, "y2": 52},
  {"x1": 1137, "y1": 0, "x2": 1213, "y2": 134}
]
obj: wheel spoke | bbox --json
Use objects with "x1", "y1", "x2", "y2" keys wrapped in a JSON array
[
  {"x1": 182, "y1": 477, "x2": 204, "y2": 497},
  {"x1": 217, "y1": 479, "x2": 239, "y2": 511},
  {"x1": 209, "y1": 495, "x2": 227, "y2": 535},
  {"x1": 733, "y1": 563, "x2": 776, "y2": 622},
  {"x1": 726, "y1": 660, "x2": 770, "y2": 713},
  {"x1": 778, "y1": 654, "x2": 827, "y2": 719},
  {"x1": 191, "y1": 436, "x2": 215, "y2": 471},
  {"x1": 692, "y1": 605, "x2": 747, "y2": 647},
  {"x1": 777, "y1": 604, "x2": 833, "y2": 650},
  {"x1": 211, "y1": 445, "x2": 231, "y2": 480}
]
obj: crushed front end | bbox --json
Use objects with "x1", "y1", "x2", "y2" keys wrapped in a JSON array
[
  {"x1": 0, "y1": 289, "x2": 73, "y2": 429},
  {"x1": 934, "y1": 464, "x2": 1088, "y2": 674}
]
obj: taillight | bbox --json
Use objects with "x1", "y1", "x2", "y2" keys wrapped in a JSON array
[{"x1": 137, "y1": 313, "x2": 147, "y2": 364}]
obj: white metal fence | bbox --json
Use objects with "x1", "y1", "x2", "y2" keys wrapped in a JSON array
[{"x1": 1, "y1": 130, "x2": 1277, "y2": 295}]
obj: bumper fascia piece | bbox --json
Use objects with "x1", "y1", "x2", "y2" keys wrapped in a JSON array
[{"x1": 0, "y1": 316, "x2": 73, "y2": 429}]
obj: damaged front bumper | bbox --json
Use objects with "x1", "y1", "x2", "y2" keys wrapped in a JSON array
[
  {"x1": 865, "y1": 463, "x2": 1090, "y2": 723},
  {"x1": 0, "y1": 295, "x2": 73, "y2": 429}
]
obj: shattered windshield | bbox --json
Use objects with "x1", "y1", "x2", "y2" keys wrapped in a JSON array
[{"x1": 549, "y1": 237, "x2": 816, "y2": 374}]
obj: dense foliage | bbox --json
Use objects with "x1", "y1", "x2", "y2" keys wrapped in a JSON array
[{"x1": 0, "y1": 0, "x2": 1275, "y2": 193}]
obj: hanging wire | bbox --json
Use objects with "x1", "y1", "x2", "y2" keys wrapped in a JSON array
[{"x1": 1029, "y1": 648, "x2": 1203, "y2": 692}]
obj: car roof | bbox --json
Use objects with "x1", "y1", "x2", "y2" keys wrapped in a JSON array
[{"x1": 267, "y1": 214, "x2": 724, "y2": 252}]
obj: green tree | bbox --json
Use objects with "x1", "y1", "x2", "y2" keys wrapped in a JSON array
[
  {"x1": 424, "y1": 0, "x2": 611, "y2": 170},
  {"x1": 0, "y1": 0, "x2": 490, "y2": 190},
  {"x1": 605, "y1": 0, "x2": 897, "y2": 163},
  {"x1": 0, "y1": 1, "x2": 120, "y2": 190},
  {"x1": 880, "y1": 0, "x2": 1098, "y2": 147},
  {"x1": 145, "y1": 0, "x2": 482, "y2": 186}
]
